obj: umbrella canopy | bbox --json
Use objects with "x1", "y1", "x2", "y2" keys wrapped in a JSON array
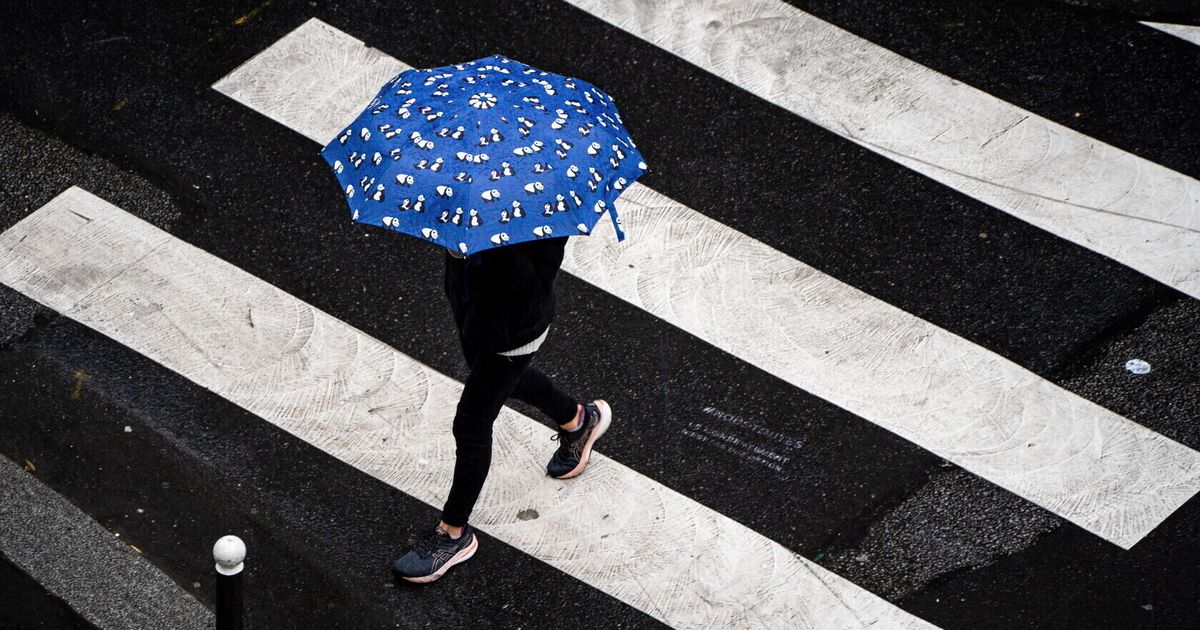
[{"x1": 320, "y1": 53, "x2": 648, "y2": 256}]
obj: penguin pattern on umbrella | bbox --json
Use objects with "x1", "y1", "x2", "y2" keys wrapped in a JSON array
[{"x1": 321, "y1": 54, "x2": 649, "y2": 256}]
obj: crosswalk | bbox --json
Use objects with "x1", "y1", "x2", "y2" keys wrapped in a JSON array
[
  {"x1": 213, "y1": 16, "x2": 1200, "y2": 549},
  {"x1": 563, "y1": 0, "x2": 1200, "y2": 300},
  {"x1": 0, "y1": 185, "x2": 934, "y2": 628},
  {"x1": 1, "y1": 1, "x2": 1198, "y2": 628},
  {"x1": 1142, "y1": 21, "x2": 1200, "y2": 46}
]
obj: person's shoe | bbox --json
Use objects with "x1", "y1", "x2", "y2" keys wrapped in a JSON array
[
  {"x1": 391, "y1": 524, "x2": 478, "y2": 584},
  {"x1": 547, "y1": 400, "x2": 612, "y2": 479}
]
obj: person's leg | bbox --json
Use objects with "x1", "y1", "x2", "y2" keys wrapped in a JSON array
[
  {"x1": 439, "y1": 350, "x2": 534, "y2": 531},
  {"x1": 509, "y1": 363, "x2": 582, "y2": 429}
]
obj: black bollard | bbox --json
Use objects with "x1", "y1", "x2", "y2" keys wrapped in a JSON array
[{"x1": 213, "y1": 535, "x2": 245, "y2": 630}]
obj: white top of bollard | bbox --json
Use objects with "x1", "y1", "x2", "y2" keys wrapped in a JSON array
[{"x1": 213, "y1": 535, "x2": 246, "y2": 575}]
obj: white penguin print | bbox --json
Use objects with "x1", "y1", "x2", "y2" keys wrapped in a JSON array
[
  {"x1": 455, "y1": 151, "x2": 489, "y2": 164},
  {"x1": 410, "y1": 131, "x2": 435, "y2": 150},
  {"x1": 550, "y1": 109, "x2": 569, "y2": 130}
]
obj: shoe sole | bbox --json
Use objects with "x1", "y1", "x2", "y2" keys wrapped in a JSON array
[
  {"x1": 553, "y1": 399, "x2": 612, "y2": 479},
  {"x1": 399, "y1": 533, "x2": 478, "y2": 584}
]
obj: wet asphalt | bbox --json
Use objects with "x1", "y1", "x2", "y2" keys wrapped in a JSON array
[{"x1": 1, "y1": 1, "x2": 1199, "y2": 628}]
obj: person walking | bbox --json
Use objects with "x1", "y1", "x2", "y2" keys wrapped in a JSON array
[
  {"x1": 318, "y1": 53, "x2": 647, "y2": 584},
  {"x1": 389, "y1": 236, "x2": 612, "y2": 583}
]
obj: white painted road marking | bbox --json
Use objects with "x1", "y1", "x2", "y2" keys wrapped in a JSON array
[
  {"x1": 1141, "y1": 21, "x2": 1200, "y2": 46},
  {"x1": 0, "y1": 186, "x2": 937, "y2": 629},
  {"x1": 211, "y1": 17, "x2": 1200, "y2": 549},
  {"x1": 560, "y1": 0, "x2": 1200, "y2": 300}
]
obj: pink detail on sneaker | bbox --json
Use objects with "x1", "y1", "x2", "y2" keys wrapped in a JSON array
[
  {"x1": 400, "y1": 533, "x2": 479, "y2": 584},
  {"x1": 554, "y1": 399, "x2": 611, "y2": 479}
]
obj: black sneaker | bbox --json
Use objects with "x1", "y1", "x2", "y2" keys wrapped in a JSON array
[
  {"x1": 391, "y1": 524, "x2": 478, "y2": 583},
  {"x1": 547, "y1": 400, "x2": 612, "y2": 479}
]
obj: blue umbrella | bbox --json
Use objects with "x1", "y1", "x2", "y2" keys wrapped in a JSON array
[{"x1": 320, "y1": 53, "x2": 649, "y2": 256}]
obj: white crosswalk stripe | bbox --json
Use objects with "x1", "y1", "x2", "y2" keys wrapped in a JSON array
[
  {"x1": 0, "y1": 186, "x2": 937, "y2": 630},
  {"x1": 1141, "y1": 21, "x2": 1200, "y2": 46},
  {"x1": 562, "y1": 0, "x2": 1200, "y2": 300},
  {"x1": 211, "y1": 17, "x2": 1200, "y2": 550}
]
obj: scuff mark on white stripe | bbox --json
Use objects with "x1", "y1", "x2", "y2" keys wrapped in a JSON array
[
  {"x1": 1141, "y1": 21, "x2": 1200, "y2": 46},
  {"x1": 558, "y1": 0, "x2": 1200, "y2": 299},
  {"x1": 0, "y1": 186, "x2": 937, "y2": 629},
  {"x1": 209, "y1": 18, "x2": 1200, "y2": 549}
]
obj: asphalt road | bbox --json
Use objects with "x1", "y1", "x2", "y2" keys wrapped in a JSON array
[{"x1": 1, "y1": 1, "x2": 1198, "y2": 628}]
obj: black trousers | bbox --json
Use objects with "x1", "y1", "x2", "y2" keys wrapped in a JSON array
[{"x1": 440, "y1": 334, "x2": 579, "y2": 527}]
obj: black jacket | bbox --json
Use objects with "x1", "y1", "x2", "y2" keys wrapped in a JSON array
[{"x1": 443, "y1": 236, "x2": 569, "y2": 354}]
